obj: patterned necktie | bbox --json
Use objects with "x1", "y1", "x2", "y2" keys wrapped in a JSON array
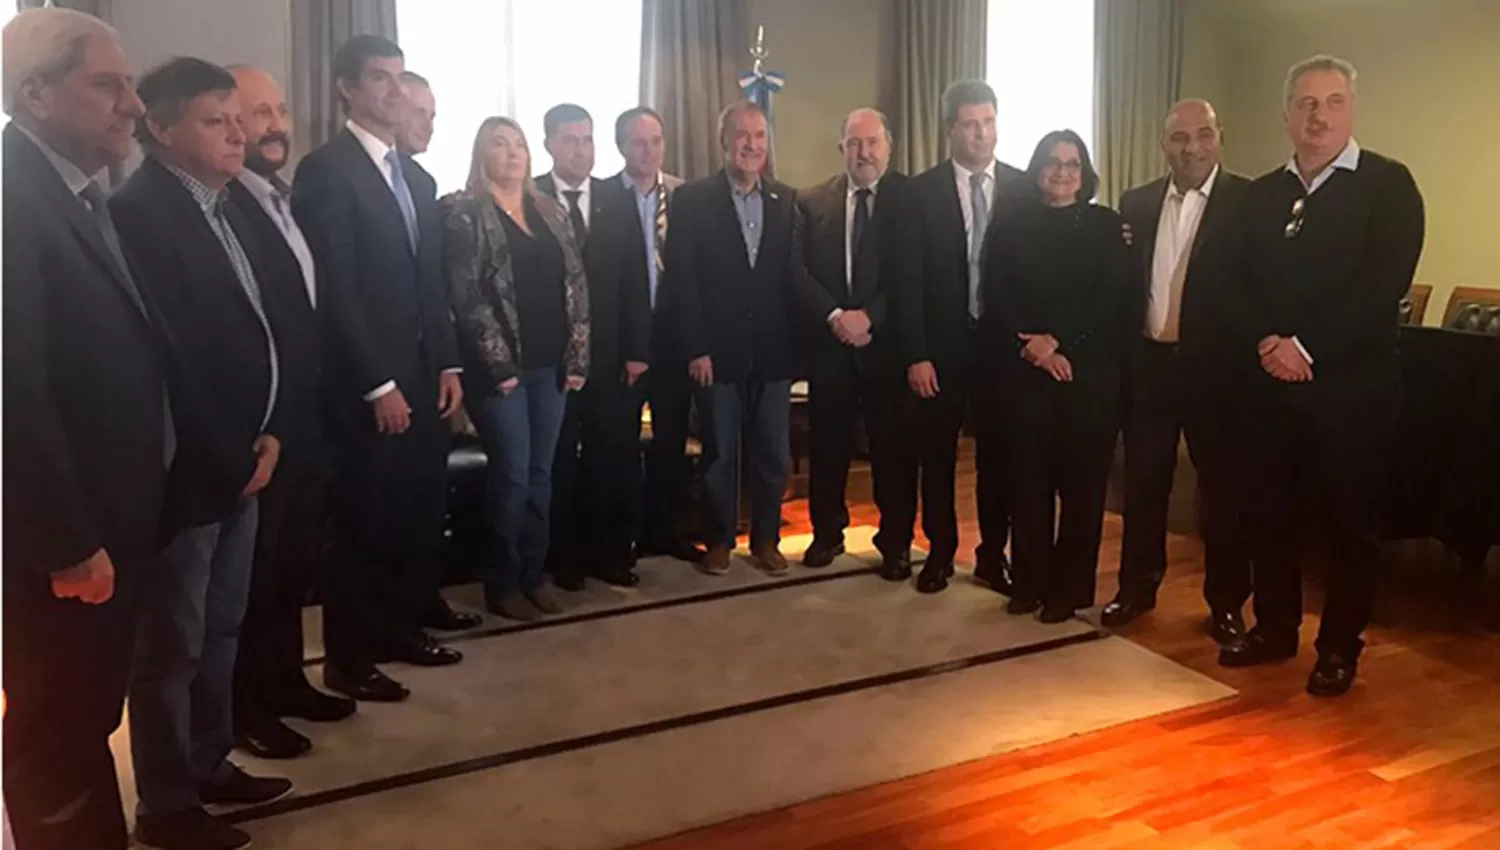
[
  {"x1": 384, "y1": 149, "x2": 419, "y2": 249},
  {"x1": 968, "y1": 172, "x2": 988, "y2": 319},
  {"x1": 654, "y1": 180, "x2": 668, "y2": 275},
  {"x1": 563, "y1": 189, "x2": 588, "y2": 242}
]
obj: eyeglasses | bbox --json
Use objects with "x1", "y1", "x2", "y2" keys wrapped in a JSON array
[
  {"x1": 1045, "y1": 159, "x2": 1083, "y2": 174},
  {"x1": 1284, "y1": 197, "x2": 1305, "y2": 239}
]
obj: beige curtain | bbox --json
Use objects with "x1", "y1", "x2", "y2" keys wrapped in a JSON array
[
  {"x1": 640, "y1": 0, "x2": 748, "y2": 182},
  {"x1": 1093, "y1": 0, "x2": 1183, "y2": 206},
  {"x1": 290, "y1": 0, "x2": 400, "y2": 157},
  {"x1": 884, "y1": 0, "x2": 987, "y2": 176}
]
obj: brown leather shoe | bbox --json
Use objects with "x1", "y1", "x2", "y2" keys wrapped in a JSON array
[
  {"x1": 698, "y1": 545, "x2": 733, "y2": 576},
  {"x1": 750, "y1": 544, "x2": 790, "y2": 576}
]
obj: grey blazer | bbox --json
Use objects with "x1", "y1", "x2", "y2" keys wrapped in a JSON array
[{"x1": 441, "y1": 189, "x2": 590, "y2": 388}]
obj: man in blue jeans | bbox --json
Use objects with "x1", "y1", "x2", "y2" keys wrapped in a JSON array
[
  {"x1": 667, "y1": 100, "x2": 813, "y2": 575},
  {"x1": 111, "y1": 59, "x2": 291, "y2": 850}
]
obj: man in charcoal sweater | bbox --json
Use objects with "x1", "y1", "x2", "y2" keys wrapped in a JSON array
[{"x1": 1218, "y1": 55, "x2": 1424, "y2": 697}]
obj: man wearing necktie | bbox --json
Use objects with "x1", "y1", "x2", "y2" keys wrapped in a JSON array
[
  {"x1": 3, "y1": 10, "x2": 171, "y2": 849},
  {"x1": 293, "y1": 35, "x2": 467, "y2": 707},
  {"x1": 791, "y1": 108, "x2": 908, "y2": 568},
  {"x1": 889, "y1": 80, "x2": 1026, "y2": 594},
  {"x1": 223, "y1": 64, "x2": 359, "y2": 763},
  {"x1": 535, "y1": 103, "x2": 656, "y2": 588}
]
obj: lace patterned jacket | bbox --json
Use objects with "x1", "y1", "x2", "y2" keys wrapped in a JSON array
[{"x1": 440, "y1": 189, "x2": 590, "y2": 388}]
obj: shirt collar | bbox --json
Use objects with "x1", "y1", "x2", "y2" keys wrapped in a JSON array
[
  {"x1": 162, "y1": 160, "x2": 228, "y2": 213},
  {"x1": 552, "y1": 172, "x2": 590, "y2": 195},
  {"x1": 847, "y1": 173, "x2": 880, "y2": 198},
  {"x1": 13, "y1": 123, "x2": 96, "y2": 196},
  {"x1": 953, "y1": 158, "x2": 996, "y2": 184},
  {"x1": 1285, "y1": 138, "x2": 1361, "y2": 185},
  {"x1": 1167, "y1": 163, "x2": 1220, "y2": 201},
  {"x1": 621, "y1": 170, "x2": 660, "y2": 196},
  {"x1": 346, "y1": 118, "x2": 395, "y2": 168},
  {"x1": 236, "y1": 169, "x2": 284, "y2": 204},
  {"x1": 727, "y1": 171, "x2": 763, "y2": 199}
]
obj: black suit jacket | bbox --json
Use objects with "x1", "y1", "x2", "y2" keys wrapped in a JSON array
[
  {"x1": 535, "y1": 174, "x2": 651, "y2": 381},
  {"x1": 112, "y1": 156, "x2": 281, "y2": 530},
  {"x1": 227, "y1": 177, "x2": 324, "y2": 454},
  {"x1": 292, "y1": 128, "x2": 460, "y2": 413},
  {"x1": 2, "y1": 125, "x2": 170, "y2": 572},
  {"x1": 794, "y1": 170, "x2": 907, "y2": 377},
  {"x1": 1118, "y1": 169, "x2": 1251, "y2": 368},
  {"x1": 891, "y1": 158, "x2": 1027, "y2": 377},
  {"x1": 666, "y1": 171, "x2": 811, "y2": 384}
]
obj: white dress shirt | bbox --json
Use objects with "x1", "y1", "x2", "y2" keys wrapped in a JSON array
[
  {"x1": 952, "y1": 159, "x2": 996, "y2": 241},
  {"x1": 1146, "y1": 165, "x2": 1219, "y2": 342},
  {"x1": 345, "y1": 119, "x2": 460, "y2": 401},
  {"x1": 551, "y1": 171, "x2": 591, "y2": 229},
  {"x1": 238, "y1": 170, "x2": 318, "y2": 310}
]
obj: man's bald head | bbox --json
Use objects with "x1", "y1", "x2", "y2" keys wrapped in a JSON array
[
  {"x1": 1160, "y1": 98, "x2": 1222, "y2": 190},
  {"x1": 228, "y1": 64, "x2": 290, "y2": 175}
]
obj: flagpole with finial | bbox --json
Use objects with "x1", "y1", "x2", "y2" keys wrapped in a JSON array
[{"x1": 739, "y1": 24, "x2": 785, "y2": 176}]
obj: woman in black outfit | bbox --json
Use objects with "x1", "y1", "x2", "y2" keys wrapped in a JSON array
[{"x1": 981, "y1": 129, "x2": 1131, "y2": 623}]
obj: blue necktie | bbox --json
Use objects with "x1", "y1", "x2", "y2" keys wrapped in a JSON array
[
  {"x1": 385, "y1": 149, "x2": 419, "y2": 249},
  {"x1": 968, "y1": 172, "x2": 988, "y2": 319}
]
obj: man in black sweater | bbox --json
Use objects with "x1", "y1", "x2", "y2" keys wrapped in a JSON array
[
  {"x1": 1219, "y1": 56, "x2": 1424, "y2": 698},
  {"x1": 1107, "y1": 99, "x2": 1253, "y2": 645}
]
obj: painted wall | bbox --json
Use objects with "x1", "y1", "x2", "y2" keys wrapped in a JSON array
[{"x1": 113, "y1": 0, "x2": 290, "y2": 86}]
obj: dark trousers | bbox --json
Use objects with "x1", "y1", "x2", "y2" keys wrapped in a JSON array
[
  {"x1": 879, "y1": 330, "x2": 1009, "y2": 562},
  {"x1": 1240, "y1": 376, "x2": 1399, "y2": 658},
  {"x1": 324, "y1": 371, "x2": 450, "y2": 666},
  {"x1": 550, "y1": 376, "x2": 643, "y2": 571},
  {"x1": 233, "y1": 449, "x2": 329, "y2": 719},
  {"x1": 1007, "y1": 363, "x2": 1121, "y2": 609},
  {"x1": 700, "y1": 379, "x2": 793, "y2": 549},
  {"x1": 3, "y1": 558, "x2": 140, "y2": 850},
  {"x1": 1119, "y1": 341, "x2": 1252, "y2": 611},
  {"x1": 806, "y1": 351, "x2": 880, "y2": 544},
  {"x1": 640, "y1": 316, "x2": 694, "y2": 547}
]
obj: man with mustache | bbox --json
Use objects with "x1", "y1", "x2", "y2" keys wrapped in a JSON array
[
  {"x1": 668, "y1": 100, "x2": 815, "y2": 576},
  {"x1": 791, "y1": 108, "x2": 908, "y2": 567},
  {"x1": 225, "y1": 64, "x2": 358, "y2": 762},
  {"x1": 1106, "y1": 99, "x2": 1253, "y2": 646},
  {"x1": 1220, "y1": 56, "x2": 1424, "y2": 697}
]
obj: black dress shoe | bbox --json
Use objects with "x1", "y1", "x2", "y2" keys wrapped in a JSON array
[
  {"x1": 551, "y1": 567, "x2": 588, "y2": 592},
  {"x1": 200, "y1": 764, "x2": 294, "y2": 806},
  {"x1": 422, "y1": 604, "x2": 483, "y2": 632},
  {"x1": 915, "y1": 558, "x2": 955, "y2": 594},
  {"x1": 135, "y1": 807, "x2": 250, "y2": 850},
  {"x1": 972, "y1": 556, "x2": 1014, "y2": 595},
  {"x1": 589, "y1": 566, "x2": 641, "y2": 587},
  {"x1": 234, "y1": 715, "x2": 311, "y2": 760},
  {"x1": 1307, "y1": 651, "x2": 1358, "y2": 697},
  {"x1": 1218, "y1": 630, "x2": 1299, "y2": 668},
  {"x1": 390, "y1": 633, "x2": 463, "y2": 667},
  {"x1": 877, "y1": 550, "x2": 913, "y2": 582},
  {"x1": 1038, "y1": 604, "x2": 1077, "y2": 624},
  {"x1": 801, "y1": 537, "x2": 845, "y2": 568},
  {"x1": 1006, "y1": 595, "x2": 1042, "y2": 615},
  {"x1": 1205, "y1": 608, "x2": 1247, "y2": 645},
  {"x1": 324, "y1": 662, "x2": 410, "y2": 702},
  {"x1": 639, "y1": 538, "x2": 706, "y2": 564},
  {"x1": 268, "y1": 683, "x2": 357, "y2": 722},
  {"x1": 1101, "y1": 595, "x2": 1157, "y2": 627}
]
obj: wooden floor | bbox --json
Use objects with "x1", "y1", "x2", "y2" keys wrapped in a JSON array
[{"x1": 637, "y1": 446, "x2": 1500, "y2": 849}]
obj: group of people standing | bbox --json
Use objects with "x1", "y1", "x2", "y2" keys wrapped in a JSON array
[{"x1": 1, "y1": 5, "x2": 1424, "y2": 850}]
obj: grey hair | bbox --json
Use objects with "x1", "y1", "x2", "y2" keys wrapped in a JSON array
[
  {"x1": 839, "y1": 107, "x2": 893, "y2": 144},
  {"x1": 2, "y1": 7, "x2": 120, "y2": 117},
  {"x1": 716, "y1": 99, "x2": 767, "y2": 148},
  {"x1": 1283, "y1": 54, "x2": 1358, "y2": 110}
]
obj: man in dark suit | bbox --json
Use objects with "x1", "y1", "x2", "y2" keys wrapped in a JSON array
[
  {"x1": 888, "y1": 79, "x2": 1025, "y2": 593},
  {"x1": 1219, "y1": 56, "x2": 1424, "y2": 697},
  {"x1": 225, "y1": 64, "x2": 357, "y2": 762},
  {"x1": 793, "y1": 108, "x2": 907, "y2": 567},
  {"x1": 1105, "y1": 99, "x2": 1253, "y2": 645},
  {"x1": 293, "y1": 35, "x2": 469, "y2": 705},
  {"x1": 1, "y1": 11, "x2": 168, "y2": 850},
  {"x1": 614, "y1": 106, "x2": 697, "y2": 564},
  {"x1": 111, "y1": 57, "x2": 293, "y2": 849},
  {"x1": 669, "y1": 100, "x2": 812, "y2": 575},
  {"x1": 536, "y1": 103, "x2": 652, "y2": 588}
]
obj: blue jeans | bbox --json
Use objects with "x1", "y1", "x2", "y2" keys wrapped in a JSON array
[
  {"x1": 472, "y1": 367, "x2": 567, "y2": 597},
  {"x1": 129, "y1": 496, "x2": 259, "y2": 816},
  {"x1": 702, "y1": 380, "x2": 792, "y2": 549}
]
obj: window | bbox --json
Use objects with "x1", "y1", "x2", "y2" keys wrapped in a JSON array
[
  {"x1": 397, "y1": 0, "x2": 643, "y2": 193},
  {"x1": 986, "y1": 0, "x2": 1095, "y2": 170}
]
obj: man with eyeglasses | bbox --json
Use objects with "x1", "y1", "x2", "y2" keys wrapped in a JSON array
[{"x1": 1220, "y1": 55, "x2": 1424, "y2": 697}]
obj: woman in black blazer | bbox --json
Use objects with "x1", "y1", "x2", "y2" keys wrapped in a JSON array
[{"x1": 981, "y1": 129, "x2": 1131, "y2": 623}]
